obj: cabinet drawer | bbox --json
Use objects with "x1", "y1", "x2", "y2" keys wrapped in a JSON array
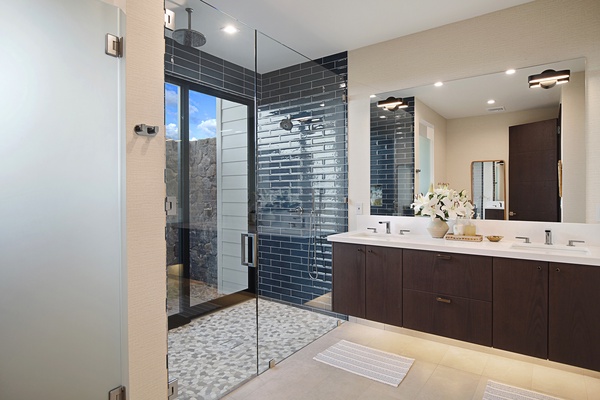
[
  {"x1": 403, "y1": 249, "x2": 492, "y2": 301},
  {"x1": 403, "y1": 289, "x2": 492, "y2": 346}
]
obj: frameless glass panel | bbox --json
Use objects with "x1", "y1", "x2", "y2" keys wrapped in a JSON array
[
  {"x1": 164, "y1": 1, "x2": 259, "y2": 398},
  {"x1": 255, "y1": 31, "x2": 346, "y2": 374},
  {"x1": 0, "y1": 0, "x2": 124, "y2": 398},
  {"x1": 166, "y1": 82, "x2": 183, "y2": 317}
]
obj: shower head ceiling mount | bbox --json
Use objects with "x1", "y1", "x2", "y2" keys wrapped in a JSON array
[{"x1": 172, "y1": 8, "x2": 207, "y2": 48}]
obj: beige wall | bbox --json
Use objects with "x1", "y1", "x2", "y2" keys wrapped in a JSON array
[
  {"x1": 124, "y1": 0, "x2": 167, "y2": 399},
  {"x1": 561, "y1": 71, "x2": 586, "y2": 223},
  {"x1": 446, "y1": 107, "x2": 558, "y2": 204},
  {"x1": 348, "y1": 0, "x2": 600, "y2": 227}
]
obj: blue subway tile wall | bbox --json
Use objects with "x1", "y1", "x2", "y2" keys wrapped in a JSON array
[
  {"x1": 370, "y1": 98, "x2": 415, "y2": 216},
  {"x1": 257, "y1": 52, "x2": 348, "y2": 316},
  {"x1": 165, "y1": 37, "x2": 256, "y2": 99},
  {"x1": 165, "y1": 38, "x2": 348, "y2": 317}
]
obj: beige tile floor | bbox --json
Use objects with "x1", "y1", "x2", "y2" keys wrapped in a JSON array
[{"x1": 223, "y1": 321, "x2": 600, "y2": 400}]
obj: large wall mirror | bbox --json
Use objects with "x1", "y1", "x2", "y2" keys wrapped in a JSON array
[{"x1": 369, "y1": 58, "x2": 586, "y2": 223}]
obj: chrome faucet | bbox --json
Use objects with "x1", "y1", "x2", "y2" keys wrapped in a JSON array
[
  {"x1": 567, "y1": 239, "x2": 585, "y2": 247},
  {"x1": 515, "y1": 236, "x2": 531, "y2": 243},
  {"x1": 379, "y1": 221, "x2": 391, "y2": 234},
  {"x1": 545, "y1": 230, "x2": 553, "y2": 245}
]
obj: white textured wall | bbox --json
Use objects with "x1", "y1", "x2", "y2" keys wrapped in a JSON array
[
  {"x1": 348, "y1": 0, "x2": 600, "y2": 227},
  {"x1": 125, "y1": 0, "x2": 167, "y2": 398},
  {"x1": 218, "y1": 100, "x2": 250, "y2": 294}
]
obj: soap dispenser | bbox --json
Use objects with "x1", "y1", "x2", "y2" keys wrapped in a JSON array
[{"x1": 463, "y1": 218, "x2": 476, "y2": 236}]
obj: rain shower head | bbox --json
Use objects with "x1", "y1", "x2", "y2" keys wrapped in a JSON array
[
  {"x1": 172, "y1": 8, "x2": 206, "y2": 48},
  {"x1": 280, "y1": 118, "x2": 293, "y2": 131}
]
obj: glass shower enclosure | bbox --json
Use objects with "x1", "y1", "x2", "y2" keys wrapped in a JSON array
[{"x1": 164, "y1": 1, "x2": 348, "y2": 398}]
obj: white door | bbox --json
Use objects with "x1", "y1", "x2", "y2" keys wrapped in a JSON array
[{"x1": 0, "y1": 0, "x2": 125, "y2": 398}]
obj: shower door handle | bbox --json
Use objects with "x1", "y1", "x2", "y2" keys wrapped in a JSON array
[{"x1": 241, "y1": 233, "x2": 258, "y2": 268}]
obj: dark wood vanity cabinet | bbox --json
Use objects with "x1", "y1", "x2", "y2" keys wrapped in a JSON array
[
  {"x1": 493, "y1": 258, "x2": 548, "y2": 359},
  {"x1": 332, "y1": 243, "x2": 402, "y2": 325},
  {"x1": 402, "y1": 249, "x2": 492, "y2": 346},
  {"x1": 332, "y1": 242, "x2": 366, "y2": 318},
  {"x1": 365, "y1": 246, "x2": 403, "y2": 326},
  {"x1": 549, "y1": 262, "x2": 600, "y2": 372},
  {"x1": 332, "y1": 241, "x2": 600, "y2": 372}
]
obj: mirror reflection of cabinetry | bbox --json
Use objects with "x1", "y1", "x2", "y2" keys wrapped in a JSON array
[{"x1": 471, "y1": 160, "x2": 506, "y2": 220}]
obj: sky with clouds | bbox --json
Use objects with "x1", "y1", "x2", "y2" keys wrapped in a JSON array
[{"x1": 165, "y1": 83, "x2": 217, "y2": 140}]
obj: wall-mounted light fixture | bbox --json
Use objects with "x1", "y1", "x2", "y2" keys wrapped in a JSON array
[
  {"x1": 377, "y1": 96, "x2": 408, "y2": 111},
  {"x1": 528, "y1": 69, "x2": 570, "y2": 89}
]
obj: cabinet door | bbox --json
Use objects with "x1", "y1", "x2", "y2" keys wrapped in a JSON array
[
  {"x1": 366, "y1": 246, "x2": 402, "y2": 326},
  {"x1": 332, "y1": 243, "x2": 366, "y2": 318},
  {"x1": 432, "y1": 294, "x2": 492, "y2": 347},
  {"x1": 403, "y1": 289, "x2": 434, "y2": 333},
  {"x1": 549, "y1": 263, "x2": 600, "y2": 371},
  {"x1": 403, "y1": 249, "x2": 492, "y2": 301},
  {"x1": 403, "y1": 290, "x2": 491, "y2": 346},
  {"x1": 493, "y1": 258, "x2": 548, "y2": 359}
]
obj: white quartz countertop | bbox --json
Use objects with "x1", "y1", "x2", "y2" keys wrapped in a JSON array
[{"x1": 327, "y1": 231, "x2": 600, "y2": 266}]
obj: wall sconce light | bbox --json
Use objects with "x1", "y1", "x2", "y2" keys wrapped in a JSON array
[
  {"x1": 528, "y1": 69, "x2": 570, "y2": 89},
  {"x1": 377, "y1": 96, "x2": 408, "y2": 111}
]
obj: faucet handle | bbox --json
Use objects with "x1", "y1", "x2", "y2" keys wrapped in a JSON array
[
  {"x1": 399, "y1": 229, "x2": 411, "y2": 235},
  {"x1": 515, "y1": 236, "x2": 531, "y2": 243},
  {"x1": 567, "y1": 240, "x2": 585, "y2": 247},
  {"x1": 367, "y1": 227, "x2": 377, "y2": 233}
]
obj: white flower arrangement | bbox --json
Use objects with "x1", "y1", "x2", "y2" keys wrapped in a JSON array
[{"x1": 411, "y1": 184, "x2": 474, "y2": 221}]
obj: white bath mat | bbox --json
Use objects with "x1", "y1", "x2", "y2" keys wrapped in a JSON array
[
  {"x1": 313, "y1": 340, "x2": 414, "y2": 387},
  {"x1": 483, "y1": 380, "x2": 563, "y2": 400}
]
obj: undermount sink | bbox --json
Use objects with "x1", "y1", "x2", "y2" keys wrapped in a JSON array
[
  {"x1": 349, "y1": 231, "x2": 409, "y2": 241},
  {"x1": 510, "y1": 242, "x2": 590, "y2": 255}
]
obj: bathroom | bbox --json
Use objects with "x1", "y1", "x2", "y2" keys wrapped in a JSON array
[{"x1": 1, "y1": 0, "x2": 599, "y2": 399}]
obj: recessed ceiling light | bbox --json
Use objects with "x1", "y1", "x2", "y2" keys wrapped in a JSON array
[
  {"x1": 487, "y1": 99, "x2": 496, "y2": 104},
  {"x1": 319, "y1": 103, "x2": 325, "y2": 107},
  {"x1": 221, "y1": 25, "x2": 239, "y2": 34},
  {"x1": 379, "y1": 116, "x2": 386, "y2": 119},
  {"x1": 505, "y1": 69, "x2": 516, "y2": 75},
  {"x1": 370, "y1": 94, "x2": 376, "y2": 98},
  {"x1": 434, "y1": 81, "x2": 443, "y2": 87}
]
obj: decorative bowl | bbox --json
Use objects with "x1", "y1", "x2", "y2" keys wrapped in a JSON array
[{"x1": 486, "y1": 235, "x2": 503, "y2": 242}]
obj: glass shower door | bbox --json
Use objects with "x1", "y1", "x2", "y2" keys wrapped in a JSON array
[
  {"x1": 0, "y1": 0, "x2": 124, "y2": 398},
  {"x1": 165, "y1": 74, "x2": 259, "y2": 398}
]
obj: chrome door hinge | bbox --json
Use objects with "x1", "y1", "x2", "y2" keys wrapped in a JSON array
[
  {"x1": 105, "y1": 34, "x2": 123, "y2": 58},
  {"x1": 168, "y1": 378, "x2": 179, "y2": 399},
  {"x1": 165, "y1": 9, "x2": 175, "y2": 31},
  {"x1": 165, "y1": 196, "x2": 177, "y2": 216},
  {"x1": 108, "y1": 386, "x2": 126, "y2": 400}
]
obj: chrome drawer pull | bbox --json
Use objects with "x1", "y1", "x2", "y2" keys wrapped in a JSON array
[
  {"x1": 436, "y1": 254, "x2": 452, "y2": 260},
  {"x1": 436, "y1": 297, "x2": 452, "y2": 304}
]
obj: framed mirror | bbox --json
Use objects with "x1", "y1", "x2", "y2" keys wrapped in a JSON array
[
  {"x1": 471, "y1": 160, "x2": 505, "y2": 220},
  {"x1": 369, "y1": 57, "x2": 586, "y2": 223}
]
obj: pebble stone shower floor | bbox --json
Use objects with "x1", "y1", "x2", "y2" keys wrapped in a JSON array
[{"x1": 168, "y1": 298, "x2": 342, "y2": 400}]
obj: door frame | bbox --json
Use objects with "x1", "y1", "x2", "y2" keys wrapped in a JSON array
[{"x1": 165, "y1": 74, "x2": 256, "y2": 329}]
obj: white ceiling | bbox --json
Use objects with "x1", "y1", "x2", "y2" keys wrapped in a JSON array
[
  {"x1": 165, "y1": 0, "x2": 533, "y2": 72},
  {"x1": 199, "y1": 0, "x2": 534, "y2": 61},
  {"x1": 164, "y1": 0, "x2": 584, "y2": 117}
]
